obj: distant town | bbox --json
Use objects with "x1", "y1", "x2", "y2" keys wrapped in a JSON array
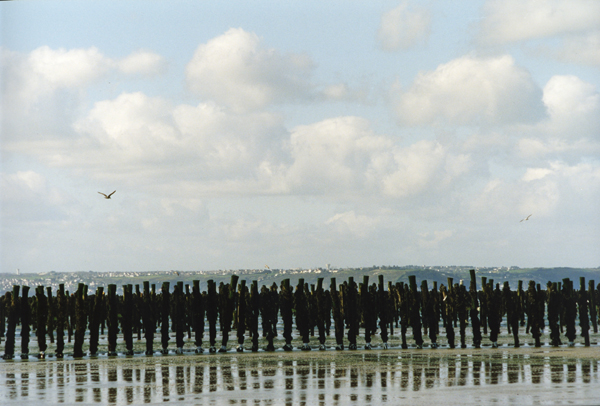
[{"x1": 2, "y1": 265, "x2": 599, "y2": 294}]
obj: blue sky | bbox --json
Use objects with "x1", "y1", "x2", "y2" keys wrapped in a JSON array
[{"x1": 1, "y1": 0, "x2": 599, "y2": 273}]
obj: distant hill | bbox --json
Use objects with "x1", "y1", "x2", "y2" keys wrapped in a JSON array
[{"x1": 2, "y1": 266, "x2": 599, "y2": 294}]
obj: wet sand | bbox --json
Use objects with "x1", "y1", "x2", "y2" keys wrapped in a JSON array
[
  {"x1": 2, "y1": 344, "x2": 600, "y2": 405},
  {"x1": 2, "y1": 325, "x2": 600, "y2": 405}
]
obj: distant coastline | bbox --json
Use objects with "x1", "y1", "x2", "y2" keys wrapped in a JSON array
[{"x1": 2, "y1": 265, "x2": 599, "y2": 294}]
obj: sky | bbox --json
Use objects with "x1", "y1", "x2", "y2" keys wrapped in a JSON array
[{"x1": 1, "y1": 0, "x2": 599, "y2": 274}]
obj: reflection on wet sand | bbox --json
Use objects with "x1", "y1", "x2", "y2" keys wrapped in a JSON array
[{"x1": 1, "y1": 353, "x2": 600, "y2": 405}]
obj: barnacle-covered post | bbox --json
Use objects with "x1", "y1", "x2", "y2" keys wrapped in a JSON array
[
  {"x1": 408, "y1": 275, "x2": 423, "y2": 349},
  {"x1": 141, "y1": 281, "x2": 156, "y2": 355},
  {"x1": 579, "y1": 277, "x2": 590, "y2": 347},
  {"x1": 106, "y1": 284, "x2": 119, "y2": 356},
  {"x1": 330, "y1": 278, "x2": 344, "y2": 350},
  {"x1": 46, "y1": 287, "x2": 55, "y2": 344},
  {"x1": 73, "y1": 283, "x2": 88, "y2": 358},
  {"x1": 218, "y1": 275, "x2": 238, "y2": 352},
  {"x1": 20, "y1": 285, "x2": 31, "y2": 358},
  {"x1": 377, "y1": 275, "x2": 391, "y2": 349},
  {"x1": 160, "y1": 282, "x2": 171, "y2": 354},
  {"x1": 206, "y1": 280, "x2": 218, "y2": 352},
  {"x1": 546, "y1": 282, "x2": 561, "y2": 347},
  {"x1": 314, "y1": 278, "x2": 327, "y2": 350},
  {"x1": 469, "y1": 269, "x2": 482, "y2": 348},
  {"x1": 589, "y1": 280, "x2": 597, "y2": 333},
  {"x1": 345, "y1": 277, "x2": 359, "y2": 350},
  {"x1": 88, "y1": 286, "x2": 104, "y2": 356},
  {"x1": 279, "y1": 279, "x2": 294, "y2": 351},
  {"x1": 122, "y1": 284, "x2": 134, "y2": 355},
  {"x1": 55, "y1": 284, "x2": 67, "y2": 358},
  {"x1": 235, "y1": 280, "x2": 247, "y2": 352},
  {"x1": 2, "y1": 287, "x2": 20, "y2": 359},
  {"x1": 191, "y1": 280, "x2": 205, "y2": 353},
  {"x1": 295, "y1": 278, "x2": 311, "y2": 351},
  {"x1": 35, "y1": 285, "x2": 48, "y2": 358},
  {"x1": 172, "y1": 281, "x2": 186, "y2": 354},
  {"x1": 248, "y1": 280, "x2": 260, "y2": 352}
]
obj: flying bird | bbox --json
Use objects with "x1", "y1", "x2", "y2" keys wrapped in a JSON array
[
  {"x1": 520, "y1": 214, "x2": 532, "y2": 222},
  {"x1": 98, "y1": 190, "x2": 116, "y2": 199}
]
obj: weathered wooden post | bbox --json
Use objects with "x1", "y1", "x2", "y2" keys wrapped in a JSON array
[
  {"x1": 191, "y1": 280, "x2": 205, "y2": 353},
  {"x1": 20, "y1": 285, "x2": 31, "y2": 358},
  {"x1": 122, "y1": 284, "x2": 134, "y2": 355},
  {"x1": 248, "y1": 280, "x2": 260, "y2": 352},
  {"x1": 141, "y1": 281, "x2": 156, "y2": 355},
  {"x1": 88, "y1": 287, "x2": 104, "y2": 356},
  {"x1": 160, "y1": 282, "x2": 170, "y2": 354},
  {"x1": 106, "y1": 284, "x2": 119, "y2": 356},
  {"x1": 46, "y1": 286, "x2": 55, "y2": 344},
  {"x1": 55, "y1": 284, "x2": 66, "y2": 358},
  {"x1": 35, "y1": 286, "x2": 48, "y2": 358},
  {"x1": 279, "y1": 278, "x2": 294, "y2": 351},
  {"x1": 469, "y1": 269, "x2": 482, "y2": 348},
  {"x1": 330, "y1": 277, "x2": 344, "y2": 350},
  {"x1": 2, "y1": 287, "x2": 19, "y2": 359},
  {"x1": 589, "y1": 280, "x2": 597, "y2": 333},
  {"x1": 206, "y1": 280, "x2": 218, "y2": 352},
  {"x1": 579, "y1": 277, "x2": 590, "y2": 347},
  {"x1": 73, "y1": 283, "x2": 88, "y2": 358}
]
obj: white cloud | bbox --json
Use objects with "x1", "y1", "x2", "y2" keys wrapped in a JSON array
[
  {"x1": 0, "y1": 171, "x2": 74, "y2": 223},
  {"x1": 515, "y1": 75, "x2": 600, "y2": 160},
  {"x1": 542, "y1": 75, "x2": 600, "y2": 137},
  {"x1": 479, "y1": 0, "x2": 600, "y2": 44},
  {"x1": 2, "y1": 46, "x2": 165, "y2": 110},
  {"x1": 117, "y1": 49, "x2": 166, "y2": 76},
  {"x1": 2, "y1": 46, "x2": 110, "y2": 109},
  {"x1": 72, "y1": 91, "x2": 179, "y2": 161},
  {"x1": 378, "y1": 1, "x2": 431, "y2": 51},
  {"x1": 556, "y1": 31, "x2": 600, "y2": 66},
  {"x1": 418, "y1": 230, "x2": 453, "y2": 248},
  {"x1": 325, "y1": 211, "x2": 380, "y2": 239},
  {"x1": 285, "y1": 116, "x2": 392, "y2": 194},
  {"x1": 392, "y1": 55, "x2": 545, "y2": 126},
  {"x1": 185, "y1": 28, "x2": 315, "y2": 112},
  {"x1": 283, "y1": 117, "x2": 473, "y2": 200},
  {"x1": 522, "y1": 167, "x2": 553, "y2": 182},
  {"x1": 15, "y1": 91, "x2": 288, "y2": 197}
]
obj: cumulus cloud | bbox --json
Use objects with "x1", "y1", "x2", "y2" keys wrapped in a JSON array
[
  {"x1": 55, "y1": 109, "x2": 477, "y2": 201},
  {"x1": 1, "y1": 45, "x2": 165, "y2": 118},
  {"x1": 392, "y1": 55, "x2": 545, "y2": 126},
  {"x1": 117, "y1": 49, "x2": 167, "y2": 75},
  {"x1": 284, "y1": 117, "x2": 392, "y2": 194},
  {"x1": 20, "y1": 91, "x2": 288, "y2": 196},
  {"x1": 283, "y1": 117, "x2": 472, "y2": 199},
  {"x1": 0, "y1": 171, "x2": 74, "y2": 223},
  {"x1": 466, "y1": 159, "x2": 600, "y2": 229},
  {"x1": 418, "y1": 230, "x2": 453, "y2": 249},
  {"x1": 516, "y1": 75, "x2": 600, "y2": 160},
  {"x1": 185, "y1": 28, "x2": 315, "y2": 112},
  {"x1": 479, "y1": 0, "x2": 600, "y2": 44},
  {"x1": 378, "y1": 1, "x2": 431, "y2": 51},
  {"x1": 2, "y1": 46, "x2": 110, "y2": 107},
  {"x1": 554, "y1": 31, "x2": 600, "y2": 66},
  {"x1": 325, "y1": 211, "x2": 380, "y2": 239},
  {"x1": 542, "y1": 75, "x2": 600, "y2": 137}
]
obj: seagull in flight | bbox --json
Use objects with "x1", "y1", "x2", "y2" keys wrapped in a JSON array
[
  {"x1": 520, "y1": 214, "x2": 532, "y2": 222},
  {"x1": 98, "y1": 190, "x2": 116, "y2": 199}
]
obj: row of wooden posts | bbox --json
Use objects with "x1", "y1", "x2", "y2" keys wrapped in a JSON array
[{"x1": 1, "y1": 270, "x2": 598, "y2": 359}]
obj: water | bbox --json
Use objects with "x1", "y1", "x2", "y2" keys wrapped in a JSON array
[{"x1": 2, "y1": 351, "x2": 600, "y2": 405}]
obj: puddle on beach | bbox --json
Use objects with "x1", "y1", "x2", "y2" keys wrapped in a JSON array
[{"x1": 1, "y1": 352, "x2": 599, "y2": 405}]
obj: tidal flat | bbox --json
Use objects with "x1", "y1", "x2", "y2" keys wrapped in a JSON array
[{"x1": 2, "y1": 347, "x2": 600, "y2": 406}]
